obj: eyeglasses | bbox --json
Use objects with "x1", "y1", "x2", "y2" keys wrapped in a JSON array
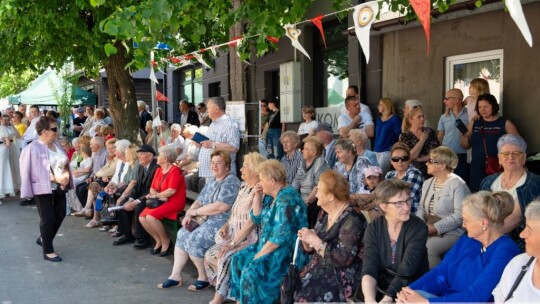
[
  {"x1": 391, "y1": 156, "x2": 410, "y2": 162},
  {"x1": 498, "y1": 151, "x2": 524, "y2": 158},
  {"x1": 428, "y1": 159, "x2": 444, "y2": 164},
  {"x1": 49, "y1": 127, "x2": 58, "y2": 133},
  {"x1": 386, "y1": 199, "x2": 412, "y2": 208}
]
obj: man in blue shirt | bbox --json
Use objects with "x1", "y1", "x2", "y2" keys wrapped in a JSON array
[{"x1": 437, "y1": 89, "x2": 469, "y2": 182}]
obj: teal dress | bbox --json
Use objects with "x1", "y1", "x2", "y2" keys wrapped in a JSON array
[{"x1": 229, "y1": 186, "x2": 308, "y2": 304}]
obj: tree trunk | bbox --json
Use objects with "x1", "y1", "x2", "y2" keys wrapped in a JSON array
[
  {"x1": 229, "y1": 0, "x2": 244, "y2": 101},
  {"x1": 104, "y1": 40, "x2": 139, "y2": 144}
]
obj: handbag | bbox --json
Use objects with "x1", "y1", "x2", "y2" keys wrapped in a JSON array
[
  {"x1": 480, "y1": 121, "x2": 503, "y2": 175},
  {"x1": 145, "y1": 198, "x2": 165, "y2": 209},
  {"x1": 145, "y1": 171, "x2": 169, "y2": 209},
  {"x1": 100, "y1": 194, "x2": 118, "y2": 225},
  {"x1": 504, "y1": 256, "x2": 535, "y2": 302}
]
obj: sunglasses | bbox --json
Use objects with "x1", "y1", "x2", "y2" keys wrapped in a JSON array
[
  {"x1": 49, "y1": 127, "x2": 58, "y2": 133},
  {"x1": 391, "y1": 156, "x2": 410, "y2": 162}
]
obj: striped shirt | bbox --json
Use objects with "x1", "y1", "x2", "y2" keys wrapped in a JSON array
[
  {"x1": 199, "y1": 114, "x2": 240, "y2": 177},
  {"x1": 281, "y1": 149, "x2": 303, "y2": 185}
]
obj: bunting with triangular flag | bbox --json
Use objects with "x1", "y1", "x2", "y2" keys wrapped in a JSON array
[
  {"x1": 506, "y1": 0, "x2": 533, "y2": 47},
  {"x1": 409, "y1": 0, "x2": 431, "y2": 54},
  {"x1": 352, "y1": 1, "x2": 379, "y2": 63},
  {"x1": 284, "y1": 24, "x2": 311, "y2": 60},
  {"x1": 310, "y1": 15, "x2": 326, "y2": 49}
]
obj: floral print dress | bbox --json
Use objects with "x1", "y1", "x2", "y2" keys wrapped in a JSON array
[
  {"x1": 229, "y1": 186, "x2": 307, "y2": 304},
  {"x1": 294, "y1": 205, "x2": 367, "y2": 303}
]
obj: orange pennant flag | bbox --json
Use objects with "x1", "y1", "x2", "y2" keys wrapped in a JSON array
[
  {"x1": 410, "y1": 0, "x2": 431, "y2": 54},
  {"x1": 310, "y1": 15, "x2": 326, "y2": 49}
]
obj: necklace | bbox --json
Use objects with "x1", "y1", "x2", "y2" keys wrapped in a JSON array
[
  {"x1": 327, "y1": 203, "x2": 348, "y2": 228},
  {"x1": 501, "y1": 172, "x2": 524, "y2": 190}
]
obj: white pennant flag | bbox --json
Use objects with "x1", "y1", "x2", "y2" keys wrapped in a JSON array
[
  {"x1": 208, "y1": 46, "x2": 218, "y2": 57},
  {"x1": 149, "y1": 64, "x2": 159, "y2": 84},
  {"x1": 506, "y1": 0, "x2": 533, "y2": 47},
  {"x1": 152, "y1": 114, "x2": 161, "y2": 128},
  {"x1": 193, "y1": 52, "x2": 212, "y2": 70},
  {"x1": 352, "y1": 1, "x2": 379, "y2": 63},
  {"x1": 284, "y1": 24, "x2": 311, "y2": 60}
]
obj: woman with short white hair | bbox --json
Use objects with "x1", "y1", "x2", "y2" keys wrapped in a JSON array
[{"x1": 493, "y1": 200, "x2": 540, "y2": 302}]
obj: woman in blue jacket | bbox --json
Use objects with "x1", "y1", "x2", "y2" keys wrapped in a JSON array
[{"x1": 396, "y1": 191, "x2": 520, "y2": 303}]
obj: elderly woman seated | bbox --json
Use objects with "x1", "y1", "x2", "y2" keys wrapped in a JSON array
[
  {"x1": 480, "y1": 134, "x2": 540, "y2": 250},
  {"x1": 158, "y1": 149, "x2": 240, "y2": 290},
  {"x1": 417, "y1": 146, "x2": 470, "y2": 268},
  {"x1": 229, "y1": 160, "x2": 307, "y2": 304},
  {"x1": 140, "y1": 145, "x2": 186, "y2": 256},
  {"x1": 333, "y1": 138, "x2": 371, "y2": 203},
  {"x1": 360, "y1": 179, "x2": 429, "y2": 303},
  {"x1": 295, "y1": 170, "x2": 367, "y2": 302},
  {"x1": 204, "y1": 152, "x2": 266, "y2": 304},
  {"x1": 397, "y1": 191, "x2": 520, "y2": 303},
  {"x1": 292, "y1": 136, "x2": 330, "y2": 227},
  {"x1": 493, "y1": 200, "x2": 540, "y2": 302},
  {"x1": 280, "y1": 131, "x2": 303, "y2": 185}
]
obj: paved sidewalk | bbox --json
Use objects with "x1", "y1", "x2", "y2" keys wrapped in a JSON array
[{"x1": 0, "y1": 197, "x2": 213, "y2": 304}]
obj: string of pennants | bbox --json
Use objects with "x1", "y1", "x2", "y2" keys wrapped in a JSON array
[{"x1": 150, "y1": 0, "x2": 533, "y2": 82}]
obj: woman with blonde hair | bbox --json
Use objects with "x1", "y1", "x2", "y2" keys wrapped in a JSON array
[
  {"x1": 374, "y1": 98, "x2": 401, "y2": 174},
  {"x1": 399, "y1": 106, "x2": 440, "y2": 177},
  {"x1": 417, "y1": 146, "x2": 470, "y2": 268},
  {"x1": 349, "y1": 129, "x2": 378, "y2": 166},
  {"x1": 204, "y1": 152, "x2": 266, "y2": 304},
  {"x1": 398, "y1": 191, "x2": 520, "y2": 303},
  {"x1": 465, "y1": 78, "x2": 490, "y2": 119}
]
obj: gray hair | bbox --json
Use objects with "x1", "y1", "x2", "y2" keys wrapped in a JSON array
[
  {"x1": 115, "y1": 139, "x2": 131, "y2": 154},
  {"x1": 335, "y1": 138, "x2": 356, "y2": 154},
  {"x1": 497, "y1": 134, "x2": 527, "y2": 153},
  {"x1": 170, "y1": 123, "x2": 182, "y2": 132},
  {"x1": 90, "y1": 136, "x2": 105, "y2": 147},
  {"x1": 525, "y1": 201, "x2": 540, "y2": 222},
  {"x1": 137, "y1": 100, "x2": 147, "y2": 108},
  {"x1": 71, "y1": 137, "x2": 80, "y2": 145},
  {"x1": 207, "y1": 96, "x2": 226, "y2": 111},
  {"x1": 280, "y1": 131, "x2": 300, "y2": 147},
  {"x1": 405, "y1": 99, "x2": 423, "y2": 108},
  {"x1": 158, "y1": 145, "x2": 177, "y2": 163}
]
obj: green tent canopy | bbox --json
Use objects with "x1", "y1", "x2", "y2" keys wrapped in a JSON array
[{"x1": 8, "y1": 70, "x2": 97, "y2": 106}]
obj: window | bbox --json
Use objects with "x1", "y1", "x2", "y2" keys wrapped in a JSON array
[
  {"x1": 314, "y1": 20, "x2": 349, "y2": 107},
  {"x1": 179, "y1": 66, "x2": 203, "y2": 104},
  {"x1": 446, "y1": 50, "x2": 504, "y2": 113}
]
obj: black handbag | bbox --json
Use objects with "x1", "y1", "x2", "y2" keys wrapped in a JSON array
[
  {"x1": 100, "y1": 195, "x2": 118, "y2": 225},
  {"x1": 145, "y1": 198, "x2": 165, "y2": 209},
  {"x1": 280, "y1": 237, "x2": 302, "y2": 304}
]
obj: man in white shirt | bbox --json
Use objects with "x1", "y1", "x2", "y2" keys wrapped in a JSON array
[
  {"x1": 346, "y1": 85, "x2": 372, "y2": 116},
  {"x1": 338, "y1": 95, "x2": 374, "y2": 149}
]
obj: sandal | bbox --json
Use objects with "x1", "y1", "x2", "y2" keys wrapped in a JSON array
[
  {"x1": 84, "y1": 220, "x2": 100, "y2": 228},
  {"x1": 188, "y1": 280, "x2": 210, "y2": 291},
  {"x1": 99, "y1": 225, "x2": 111, "y2": 232},
  {"x1": 157, "y1": 279, "x2": 183, "y2": 289},
  {"x1": 73, "y1": 208, "x2": 89, "y2": 217}
]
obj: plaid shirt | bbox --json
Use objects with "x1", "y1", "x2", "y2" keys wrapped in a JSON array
[
  {"x1": 281, "y1": 149, "x2": 303, "y2": 185},
  {"x1": 198, "y1": 114, "x2": 240, "y2": 178},
  {"x1": 385, "y1": 166, "x2": 424, "y2": 212}
]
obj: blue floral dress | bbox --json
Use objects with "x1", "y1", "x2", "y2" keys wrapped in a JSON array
[
  {"x1": 229, "y1": 186, "x2": 308, "y2": 304},
  {"x1": 176, "y1": 174, "x2": 241, "y2": 258}
]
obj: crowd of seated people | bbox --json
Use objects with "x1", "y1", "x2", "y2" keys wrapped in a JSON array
[{"x1": 5, "y1": 87, "x2": 540, "y2": 303}]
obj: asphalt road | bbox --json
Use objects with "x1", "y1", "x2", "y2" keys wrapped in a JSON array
[{"x1": 0, "y1": 197, "x2": 214, "y2": 304}]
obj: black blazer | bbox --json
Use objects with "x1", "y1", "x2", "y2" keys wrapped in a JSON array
[
  {"x1": 140, "y1": 110, "x2": 153, "y2": 134},
  {"x1": 176, "y1": 110, "x2": 200, "y2": 127},
  {"x1": 130, "y1": 158, "x2": 158, "y2": 201}
]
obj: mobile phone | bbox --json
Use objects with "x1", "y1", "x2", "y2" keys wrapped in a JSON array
[{"x1": 455, "y1": 119, "x2": 468, "y2": 135}]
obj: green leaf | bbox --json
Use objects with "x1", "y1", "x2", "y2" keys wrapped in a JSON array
[
  {"x1": 104, "y1": 43, "x2": 117, "y2": 56},
  {"x1": 475, "y1": 0, "x2": 483, "y2": 8},
  {"x1": 90, "y1": 0, "x2": 105, "y2": 7}
]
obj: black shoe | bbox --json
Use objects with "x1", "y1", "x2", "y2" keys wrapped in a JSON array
[
  {"x1": 36, "y1": 237, "x2": 42, "y2": 247},
  {"x1": 43, "y1": 254, "x2": 62, "y2": 262},
  {"x1": 132, "y1": 240, "x2": 150, "y2": 249},
  {"x1": 20, "y1": 199, "x2": 34, "y2": 206},
  {"x1": 112, "y1": 237, "x2": 134, "y2": 246},
  {"x1": 151, "y1": 246, "x2": 162, "y2": 255},
  {"x1": 158, "y1": 241, "x2": 172, "y2": 257}
]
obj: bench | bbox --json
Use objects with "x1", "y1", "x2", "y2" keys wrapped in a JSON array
[{"x1": 162, "y1": 190, "x2": 199, "y2": 244}]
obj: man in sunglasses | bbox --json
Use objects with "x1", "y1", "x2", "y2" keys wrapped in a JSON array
[{"x1": 437, "y1": 89, "x2": 469, "y2": 182}]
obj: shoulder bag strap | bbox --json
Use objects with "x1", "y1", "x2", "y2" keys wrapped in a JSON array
[
  {"x1": 420, "y1": 178, "x2": 435, "y2": 214},
  {"x1": 504, "y1": 256, "x2": 535, "y2": 302},
  {"x1": 480, "y1": 120, "x2": 489, "y2": 159}
]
